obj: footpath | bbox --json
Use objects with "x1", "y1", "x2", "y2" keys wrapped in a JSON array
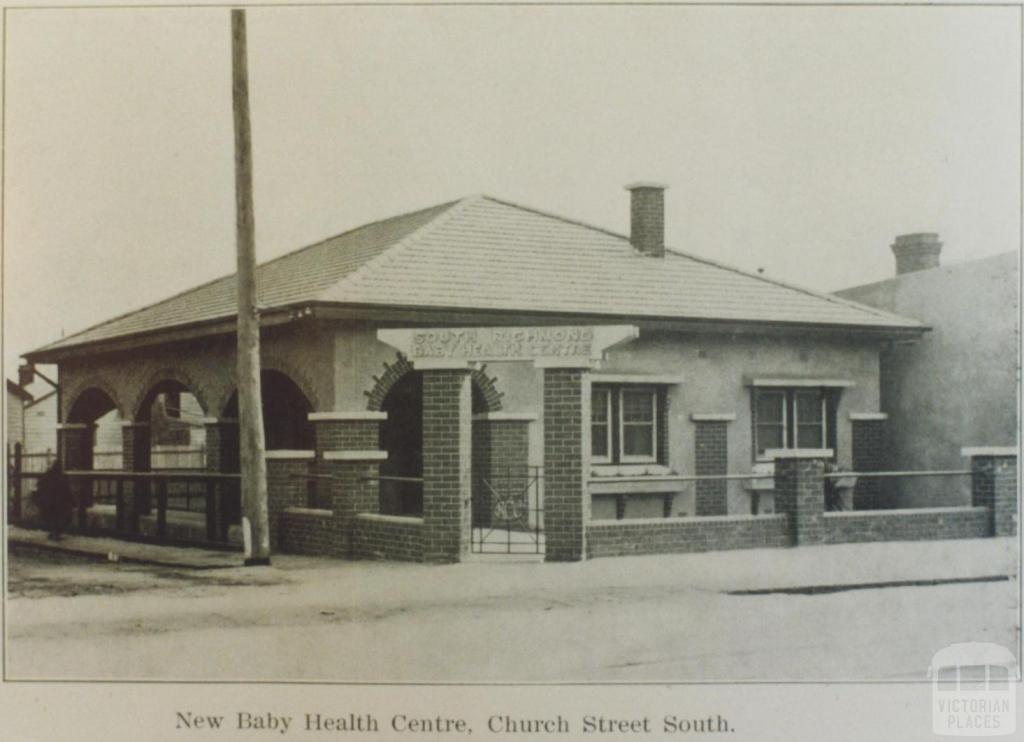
[{"x1": 7, "y1": 523, "x2": 1017, "y2": 594}]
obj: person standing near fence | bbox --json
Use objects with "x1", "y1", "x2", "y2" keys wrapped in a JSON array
[{"x1": 34, "y1": 461, "x2": 74, "y2": 540}]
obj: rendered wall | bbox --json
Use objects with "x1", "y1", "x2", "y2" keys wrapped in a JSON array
[
  {"x1": 837, "y1": 252, "x2": 1017, "y2": 506},
  {"x1": 332, "y1": 323, "x2": 882, "y2": 517},
  {"x1": 58, "y1": 322, "x2": 334, "y2": 425}
]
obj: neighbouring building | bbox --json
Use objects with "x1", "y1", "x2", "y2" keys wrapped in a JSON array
[
  {"x1": 6, "y1": 379, "x2": 32, "y2": 450},
  {"x1": 20, "y1": 184, "x2": 1015, "y2": 562},
  {"x1": 837, "y1": 237, "x2": 1018, "y2": 507}
]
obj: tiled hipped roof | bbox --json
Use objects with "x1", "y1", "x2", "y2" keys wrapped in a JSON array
[{"x1": 31, "y1": 195, "x2": 922, "y2": 356}]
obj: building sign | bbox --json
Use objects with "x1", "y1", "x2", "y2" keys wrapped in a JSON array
[{"x1": 378, "y1": 325, "x2": 639, "y2": 369}]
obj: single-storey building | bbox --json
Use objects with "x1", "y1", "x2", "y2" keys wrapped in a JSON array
[{"x1": 24, "y1": 184, "x2": 1013, "y2": 562}]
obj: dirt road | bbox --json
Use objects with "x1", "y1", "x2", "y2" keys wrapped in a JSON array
[{"x1": 6, "y1": 540, "x2": 1018, "y2": 682}]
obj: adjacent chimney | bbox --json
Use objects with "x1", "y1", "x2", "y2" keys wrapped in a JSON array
[
  {"x1": 17, "y1": 363, "x2": 34, "y2": 388},
  {"x1": 891, "y1": 233, "x2": 942, "y2": 275},
  {"x1": 626, "y1": 182, "x2": 668, "y2": 257}
]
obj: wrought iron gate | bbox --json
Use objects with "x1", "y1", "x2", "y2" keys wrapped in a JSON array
[{"x1": 471, "y1": 466, "x2": 543, "y2": 554}]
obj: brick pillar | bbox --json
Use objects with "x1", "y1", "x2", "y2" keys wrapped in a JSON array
[
  {"x1": 421, "y1": 369, "x2": 472, "y2": 563},
  {"x1": 57, "y1": 423, "x2": 90, "y2": 470},
  {"x1": 773, "y1": 450, "x2": 829, "y2": 545},
  {"x1": 965, "y1": 448, "x2": 1018, "y2": 538},
  {"x1": 58, "y1": 423, "x2": 92, "y2": 529},
  {"x1": 265, "y1": 453, "x2": 314, "y2": 548},
  {"x1": 120, "y1": 421, "x2": 152, "y2": 522},
  {"x1": 692, "y1": 414, "x2": 733, "y2": 516},
  {"x1": 201, "y1": 419, "x2": 239, "y2": 541},
  {"x1": 851, "y1": 413, "x2": 887, "y2": 509},
  {"x1": 204, "y1": 419, "x2": 239, "y2": 473},
  {"x1": 471, "y1": 414, "x2": 533, "y2": 528},
  {"x1": 121, "y1": 422, "x2": 151, "y2": 472},
  {"x1": 543, "y1": 367, "x2": 589, "y2": 562},
  {"x1": 310, "y1": 412, "x2": 386, "y2": 558}
]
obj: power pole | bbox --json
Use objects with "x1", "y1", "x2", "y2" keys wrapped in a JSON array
[{"x1": 231, "y1": 8, "x2": 270, "y2": 566}]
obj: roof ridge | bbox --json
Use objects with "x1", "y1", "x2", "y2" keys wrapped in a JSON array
[
  {"x1": 256, "y1": 197, "x2": 462, "y2": 273},
  {"x1": 318, "y1": 194, "x2": 484, "y2": 300},
  {"x1": 478, "y1": 194, "x2": 631, "y2": 243},
  {"x1": 662, "y1": 246, "x2": 925, "y2": 327},
  {"x1": 28, "y1": 198, "x2": 464, "y2": 355},
  {"x1": 477, "y1": 195, "x2": 921, "y2": 327}
]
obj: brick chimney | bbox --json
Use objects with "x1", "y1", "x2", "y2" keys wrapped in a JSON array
[
  {"x1": 626, "y1": 182, "x2": 668, "y2": 257},
  {"x1": 891, "y1": 233, "x2": 942, "y2": 275}
]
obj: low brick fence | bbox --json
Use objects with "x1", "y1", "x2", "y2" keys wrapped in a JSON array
[
  {"x1": 584, "y1": 449, "x2": 1016, "y2": 560},
  {"x1": 352, "y1": 513, "x2": 424, "y2": 561},
  {"x1": 279, "y1": 508, "x2": 347, "y2": 557},
  {"x1": 823, "y1": 507, "x2": 991, "y2": 544},
  {"x1": 587, "y1": 514, "x2": 789, "y2": 558}
]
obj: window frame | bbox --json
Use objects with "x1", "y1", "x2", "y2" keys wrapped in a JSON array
[
  {"x1": 793, "y1": 389, "x2": 827, "y2": 450},
  {"x1": 753, "y1": 386, "x2": 835, "y2": 461},
  {"x1": 590, "y1": 383, "x2": 663, "y2": 465},
  {"x1": 590, "y1": 386, "x2": 613, "y2": 465},
  {"x1": 617, "y1": 386, "x2": 658, "y2": 464}
]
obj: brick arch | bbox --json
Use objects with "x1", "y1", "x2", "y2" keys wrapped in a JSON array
[
  {"x1": 130, "y1": 367, "x2": 212, "y2": 422},
  {"x1": 214, "y1": 358, "x2": 320, "y2": 417},
  {"x1": 364, "y1": 353, "x2": 503, "y2": 412},
  {"x1": 64, "y1": 377, "x2": 126, "y2": 422},
  {"x1": 261, "y1": 356, "x2": 320, "y2": 411}
]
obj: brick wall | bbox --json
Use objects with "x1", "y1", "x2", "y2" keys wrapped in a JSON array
[
  {"x1": 823, "y1": 507, "x2": 990, "y2": 544},
  {"x1": 694, "y1": 420, "x2": 728, "y2": 515},
  {"x1": 315, "y1": 419, "x2": 379, "y2": 452},
  {"x1": 422, "y1": 370, "x2": 472, "y2": 563},
  {"x1": 774, "y1": 456, "x2": 825, "y2": 545},
  {"x1": 310, "y1": 416, "x2": 385, "y2": 556},
  {"x1": 587, "y1": 514, "x2": 790, "y2": 558},
  {"x1": 543, "y1": 368, "x2": 587, "y2": 561},
  {"x1": 970, "y1": 454, "x2": 1018, "y2": 538},
  {"x1": 266, "y1": 457, "x2": 313, "y2": 548},
  {"x1": 278, "y1": 509, "x2": 346, "y2": 557},
  {"x1": 471, "y1": 418, "x2": 531, "y2": 528},
  {"x1": 352, "y1": 513, "x2": 424, "y2": 561}
]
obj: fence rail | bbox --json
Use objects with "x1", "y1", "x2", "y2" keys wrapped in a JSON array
[
  {"x1": 9, "y1": 468, "x2": 241, "y2": 548},
  {"x1": 824, "y1": 469, "x2": 972, "y2": 479},
  {"x1": 586, "y1": 466, "x2": 980, "y2": 519}
]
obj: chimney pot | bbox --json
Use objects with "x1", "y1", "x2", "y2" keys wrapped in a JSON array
[
  {"x1": 625, "y1": 182, "x2": 668, "y2": 257},
  {"x1": 891, "y1": 232, "x2": 942, "y2": 275}
]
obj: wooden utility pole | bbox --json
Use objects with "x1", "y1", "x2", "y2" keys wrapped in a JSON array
[{"x1": 231, "y1": 8, "x2": 270, "y2": 565}]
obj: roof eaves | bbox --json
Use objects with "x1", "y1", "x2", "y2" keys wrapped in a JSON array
[
  {"x1": 27, "y1": 198, "x2": 465, "y2": 357},
  {"x1": 6, "y1": 379, "x2": 33, "y2": 401}
]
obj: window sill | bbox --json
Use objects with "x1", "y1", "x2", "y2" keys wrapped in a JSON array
[{"x1": 590, "y1": 463, "x2": 673, "y2": 478}]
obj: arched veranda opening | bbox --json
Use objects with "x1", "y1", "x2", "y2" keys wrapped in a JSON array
[
  {"x1": 67, "y1": 387, "x2": 122, "y2": 470},
  {"x1": 378, "y1": 371, "x2": 492, "y2": 517},
  {"x1": 135, "y1": 381, "x2": 208, "y2": 471},
  {"x1": 222, "y1": 369, "x2": 315, "y2": 458}
]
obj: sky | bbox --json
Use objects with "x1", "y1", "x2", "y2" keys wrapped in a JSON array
[{"x1": 2, "y1": 4, "x2": 1020, "y2": 376}]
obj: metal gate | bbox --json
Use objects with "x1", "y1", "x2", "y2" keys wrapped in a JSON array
[{"x1": 471, "y1": 466, "x2": 543, "y2": 554}]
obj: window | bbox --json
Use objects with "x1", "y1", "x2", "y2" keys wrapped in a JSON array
[
  {"x1": 591, "y1": 385, "x2": 661, "y2": 464},
  {"x1": 591, "y1": 387, "x2": 612, "y2": 464},
  {"x1": 752, "y1": 387, "x2": 836, "y2": 459}
]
